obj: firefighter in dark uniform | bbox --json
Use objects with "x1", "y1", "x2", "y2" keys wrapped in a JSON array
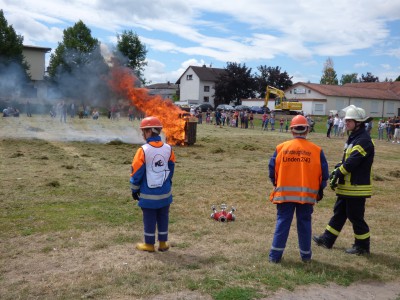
[{"x1": 313, "y1": 105, "x2": 374, "y2": 255}]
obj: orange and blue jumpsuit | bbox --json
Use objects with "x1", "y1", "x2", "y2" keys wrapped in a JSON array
[
  {"x1": 268, "y1": 137, "x2": 329, "y2": 261},
  {"x1": 130, "y1": 136, "x2": 175, "y2": 245}
]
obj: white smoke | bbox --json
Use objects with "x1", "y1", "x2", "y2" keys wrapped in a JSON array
[{"x1": 0, "y1": 116, "x2": 150, "y2": 144}]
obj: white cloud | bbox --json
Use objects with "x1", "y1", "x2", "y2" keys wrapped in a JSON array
[
  {"x1": 2, "y1": 0, "x2": 400, "y2": 82},
  {"x1": 354, "y1": 61, "x2": 369, "y2": 68}
]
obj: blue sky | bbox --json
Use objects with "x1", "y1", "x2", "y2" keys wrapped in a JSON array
[{"x1": 2, "y1": 0, "x2": 400, "y2": 84}]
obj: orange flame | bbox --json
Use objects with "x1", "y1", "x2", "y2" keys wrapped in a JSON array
[{"x1": 108, "y1": 65, "x2": 187, "y2": 145}]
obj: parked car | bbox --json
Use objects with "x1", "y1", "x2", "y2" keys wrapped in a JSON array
[
  {"x1": 234, "y1": 105, "x2": 251, "y2": 111},
  {"x1": 216, "y1": 104, "x2": 235, "y2": 111},
  {"x1": 250, "y1": 106, "x2": 264, "y2": 114},
  {"x1": 194, "y1": 103, "x2": 214, "y2": 112}
]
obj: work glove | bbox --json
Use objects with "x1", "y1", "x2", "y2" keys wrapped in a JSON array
[
  {"x1": 317, "y1": 188, "x2": 324, "y2": 202},
  {"x1": 132, "y1": 190, "x2": 140, "y2": 201},
  {"x1": 329, "y1": 168, "x2": 342, "y2": 191}
]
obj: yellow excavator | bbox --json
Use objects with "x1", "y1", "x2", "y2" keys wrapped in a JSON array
[{"x1": 265, "y1": 86, "x2": 302, "y2": 114}]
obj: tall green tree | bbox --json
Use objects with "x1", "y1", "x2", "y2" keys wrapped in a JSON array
[
  {"x1": 255, "y1": 65, "x2": 293, "y2": 98},
  {"x1": 115, "y1": 30, "x2": 147, "y2": 84},
  {"x1": 47, "y1": 20, "x2": 110, "y2": 105},
  {"x1": 214, "y1": 62, "x2": 256, "y2": 106},
  {"x1": 48, "y1": 20, "x2": 100, "y2": 79},
  {"x1": 395, "y1": 75, "x2": 400, "y2": 82},
  {"x1": 340, "y1": 73, "x2": 358, "y2": 85},
  {"x1": 0, "y1": 9, "x2": 30, "y2": 96},
  {"x1": 320, "y1": 57, "x2": 338, "y2": 85},
  {"x1": 360, "y1": 72, "x2": 379, "y2": 82}
]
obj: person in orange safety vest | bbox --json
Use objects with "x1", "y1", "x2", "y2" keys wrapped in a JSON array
[
  {"x1": 268, "y1": 115, "x2": 329, "y2": 263},
  {"x1": 130, "y1": 116, "x2": 176, "y2": 252}
]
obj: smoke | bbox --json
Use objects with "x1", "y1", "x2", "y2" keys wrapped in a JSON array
[
  {"x1": 0, "y1": 58, "x2": 30, "y2": 101},
  {"x1": 0, "y1": 116, "x2": 150, "y2": 144}
]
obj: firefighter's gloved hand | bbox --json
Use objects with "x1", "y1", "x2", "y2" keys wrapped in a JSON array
[
  {"x1": 317, "y1": 188, "x2": 324, "y2": 202},
  {"x1": 132, "y1": 190, "x2": 140, "y2": 201},
  {"x1": 329, "y1": 169, "x2": 341, "y2": 190}
]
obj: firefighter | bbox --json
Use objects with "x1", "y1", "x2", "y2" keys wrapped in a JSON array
[
  {"x1": 130, "y1": 116, "x2": 176, "y2": 252},
  {"x1": 268, "y1": 115, "x2": 329, "y2": 263},
  {"x1": 313, "y1": 105, "x2": 374, "y2": 255}
]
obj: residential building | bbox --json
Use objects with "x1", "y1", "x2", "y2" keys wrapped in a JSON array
[
  {"x1": 23, "y1": 45, "x2": 51, "y2": 99},
  {"x1": 175, "y1": 65, "x2": 226, "y2": 106},
  {"x1": 286, "y1": 82, "x2": 400, "y2": 117},
  {"x1": 146, "y1": 82, "x2": 178, "y2": 100}
]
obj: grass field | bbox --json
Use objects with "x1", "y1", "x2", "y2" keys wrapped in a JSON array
[{"x1": 1, "y1": 115, "x2": 400, "y2": 300}]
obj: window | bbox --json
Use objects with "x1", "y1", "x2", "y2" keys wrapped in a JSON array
[
  {"x1": 203, "y1": 97, "x2": 209, "y2": 102},
  {"x1": 186, "y1": 74, "x2": 193, "y2": 80},
  {"x1": 370, "y1": 101, "x2": 378, "y2": 114},
  {"x1": 204, "y1": 86, "x2": 210, "y2": 92},
  {"x1": 314, "y1": 103, "x2": 324, "y2": 112},
  {"x1": 386, "y1": 101, "x2": 395, "y2": 115},
  {"x1": 336, "y1": 98, "x2": 346, "y2": 111}
]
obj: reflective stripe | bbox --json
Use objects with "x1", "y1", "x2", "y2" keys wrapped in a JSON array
[
  {"x1": 326, "y1": 225, "x2": 340, "y2": 236},
  {"x1": 140, "y1": 190, "x2": 172, "y2": 200},
  {"x1": 158, "y1": 231, "x2": 168, "y2": 235},
  {"x1": 274, "y1": 186, "x2": 318, "y2": 194},
  {"x1": 130, "y1": 183, "x2": 140, "y2": 190},
  {"x1": 144, "y1": 232, "x2": 155, "y2": 237},
  {"x1": 339, "y1": 165, "x2": 349, "y2": 175},
  {"x1": 272, "y1": 196, "x2": 317, "y2": 204},
  {"x1": 355, "y1": 232, "x2": 370, "y2": 240},
  {"x1": 351, "y1": 145, "x2": 367, "y2": 156},
  {"x1": 271, "y1": 246, "x2": 285, "y2": 252},
  {"x1": 336, "y1": 184, "x2": 372, "y2": 197},
  {"x1": 300, "y1": 249, "x2": 311, "y2": 255}
]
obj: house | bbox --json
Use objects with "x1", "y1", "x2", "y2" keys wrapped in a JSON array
[
  {"x1": 285, "y1": 82, "x2": 400, "y2": 117},
  {"x1": 175, "y1": 65, "x2": 226, "y2": 106},
  {"x1": 23, "y1": 45, "x2": 51, "y2": 99},
  {"x1": 146, "y1": 82, "x2": 178, "y2": 100}
]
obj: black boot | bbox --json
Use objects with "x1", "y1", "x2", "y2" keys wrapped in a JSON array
[
  {"x1": 313, "y1": 235, "x2": 333, "y2": 249},
  {"x1": 345, "y1": 244, "x2": 370, "y2": 255}
]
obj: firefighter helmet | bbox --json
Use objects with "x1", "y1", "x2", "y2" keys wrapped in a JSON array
[
  {"x1": 342, "y1": 105, "x2": 370, "y2": 122},
  {"x1": 140, "y1": 116, "x2": 163, "y2": 129},
  {"x1": 290, "y1": 115, "x2": 309, "y2": 133}
]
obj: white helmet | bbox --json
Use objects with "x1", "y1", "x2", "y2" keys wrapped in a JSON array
[{"x1": 342, "y1": 105, "x2": 371, "y2": 122}]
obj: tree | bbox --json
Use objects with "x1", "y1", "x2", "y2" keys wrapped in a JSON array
[
  {"x1": 0, "y1": 9, "x2": 30, "y2": 97},
  {"x1": 340, "y1": 73, "x2": 358, "y2": 85},
  {"x1": 48, "y1": 20, "x2": 100, "y2": 79},
  {"x1": 254, "y1": 65, "x2": 293, "y2": 98},
  {"x1": 214, "y1": 62, "x2": 256, "y2": 106},
  {"x1": 47, "y1": 20, "x2": 111, "y2": 106},
  {"x1": 360, "y1": 72, "x2": 379, "y2": 82},
  {"x1": 320, "y1": 57, "x2": 338, "y2": 85},
  {"x1": 395, "y1": 75, "x2": 400, "y2": 82},
  {"x1": 115, "y1": 30, "x2": 147, "y2": 84}
]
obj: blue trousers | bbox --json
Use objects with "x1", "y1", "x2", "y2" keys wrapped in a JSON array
[
  {"x1": 269, "y1": 203, "x2": 313, "y2": 261},
  {"x1": 141, "y1": 205, "x2": 169, "y2": 244}
]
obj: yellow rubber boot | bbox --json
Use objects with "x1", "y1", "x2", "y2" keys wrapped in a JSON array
[
  {"x1": 158, "y1": 241, "x2": 170, "y2": 252},
  {"x1": 136, "y1": 243, "x2": 155, "y2": 252}
]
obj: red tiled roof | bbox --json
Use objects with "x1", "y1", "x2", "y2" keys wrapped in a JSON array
[{"x1": 290, "y1": 82, "x2": 400, "y2": 100}]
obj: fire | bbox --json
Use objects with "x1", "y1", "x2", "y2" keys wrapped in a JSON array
[{"x1": 108, "y1": 65, "x2": 187, "y2": 145}]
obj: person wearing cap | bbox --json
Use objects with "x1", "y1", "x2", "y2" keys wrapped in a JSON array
[
  {"x1": 313, "y1": 105, "x2": 375, "y2": 255},
  {"x1": 130, "y1": 116, "x2": 176, "y2": 252},
  {"x1": 268, "y1": 115, "x2": 329, "y2": 263}
]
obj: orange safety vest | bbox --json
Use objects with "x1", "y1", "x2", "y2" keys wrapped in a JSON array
[{"x1": 270, "y1": 139, "x2": 322, "y2": 205}]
